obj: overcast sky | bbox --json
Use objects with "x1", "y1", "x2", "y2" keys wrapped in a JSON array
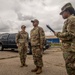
[{"x1": 0, "y1": 0, "x2": 75, "y2": 36}]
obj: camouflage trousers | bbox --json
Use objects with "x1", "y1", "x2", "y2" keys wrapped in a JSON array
[
  {"x1": 32, "y1": 46, "x2": 43, "y2": 68},
  {"x1": 18, "y1": 43, "x2": 27, "y2": 65},
  {"x1": 63, "y1": 52, "x2": 75, "y2": 75}
]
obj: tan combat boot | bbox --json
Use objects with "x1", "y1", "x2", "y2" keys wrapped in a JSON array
[
  {"x1": 24, "y1": 64, "x2": 28, "y2": 67},
  {"x1": 31, "y1": 66, "x2": 38, "y2": 72},
  {"x1": 36, "y1": 67, "x2": 42, "y2": 74},
  {"x1": 20, "y1": 63, "x2": 28, "y2": 67},
  {"x1": 20, "y1": 64, "x2": 25, "y2": 67}
]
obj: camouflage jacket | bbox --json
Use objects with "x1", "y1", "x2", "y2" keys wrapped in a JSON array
[
  {"x1": 16, "y1": 31, "x2": 29, "y2": 46},
  {"x1": 30, "y1": 26, "x2": 45, "y2": 47},
  {"x1": 56, "y1": 15, "x2": 75, "y2": 52}
]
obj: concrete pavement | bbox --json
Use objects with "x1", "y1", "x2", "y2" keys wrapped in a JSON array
[{"x1": 0, "y1": 48, "x2": 67, "y2": 75}]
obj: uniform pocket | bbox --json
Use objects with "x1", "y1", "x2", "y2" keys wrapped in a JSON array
[
  {"x1": 61, "y1": 43, "x2": 71, "y2": 52},
  {"x1": 71, "y1": 43, "x2": 75, "y2": 52}
]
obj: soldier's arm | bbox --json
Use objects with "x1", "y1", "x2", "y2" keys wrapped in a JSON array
[
  {"x1": 15, "y1": 32, "x2": 20, "y2": 44},
  {"x1": 39, "y1": 28, "x2": 45, "y2": 48},
  {"x1": 55, "y1": 19, "x2": 75, "y2": 39},
  {"x1": 55, "y1": 32, "x2": 70, "y2": 38},
  {"x1": 55, "y1": 32, "x2": 72, "y2": 41},
  {"x1": 27, "y1": 33, "x2": 29, "y2": 46},
  {"x1": 67, "y1": 19, "x2": 75, "y2": 38}
]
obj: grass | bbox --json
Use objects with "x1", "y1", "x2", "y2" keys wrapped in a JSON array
[{"x1": 50, "y1": 43, "x2": 61, "y2": 47}]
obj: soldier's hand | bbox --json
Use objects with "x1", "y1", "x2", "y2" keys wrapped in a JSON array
[
  {"x1": 54, "y1": 32, "x2": 58, "y2": 36},
  {"x1": 17, "y1": 44, "x2": 19, "y2": 47}
]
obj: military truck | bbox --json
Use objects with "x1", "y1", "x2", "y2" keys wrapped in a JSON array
[{"x1": 0, "y1": 33, "x2": 50, "y2": 54}]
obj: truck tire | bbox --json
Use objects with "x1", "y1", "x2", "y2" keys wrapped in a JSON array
[
  {"x1": 11, "y1": 49, "x2": 15, "y2": 51},
  {"x1": 29, "y1": 49, "x2": 32, "y2": 54},
  {"x1": 0, "y1": 44, "x2": 3, "y2": 51}
]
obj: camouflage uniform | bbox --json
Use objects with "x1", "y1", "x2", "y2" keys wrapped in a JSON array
[
  {"x1": 16, "y1": 31, "x2": 29, "y2": 66},
  {"x1": 56, "y1": 3, "x2": 75, "y2": 75},
  {"x1": 30, "y1": 26, "x2": 45, "y2": 68}
]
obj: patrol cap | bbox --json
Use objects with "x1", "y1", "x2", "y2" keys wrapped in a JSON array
[
  {"x1": 21, "y1": 25, "x2": 26, "y2": 28},
  {"x1": 31, "y1": 19, "x2": 39, "y2": 23},
  {"x1": 60, "y1": 3, "x2": 73, "y2": 15}
]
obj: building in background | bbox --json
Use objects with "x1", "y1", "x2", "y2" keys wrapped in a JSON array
[{"x1": 46, "y1": 36, "x2": 60, "y2": 43}]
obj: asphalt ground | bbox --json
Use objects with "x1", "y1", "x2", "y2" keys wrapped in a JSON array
[{"x1": 0, "y1": 48, "x2": 67, "y2": 75}]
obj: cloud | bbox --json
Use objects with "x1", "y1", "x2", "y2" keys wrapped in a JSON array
[
  {"x1": 0, "y1": 18, "x2": 10, "y2": 32},
  {"x1": 15, "y1": 12, "x2": 35, "y2": 21},
  {"x1": 0, "y1": 0, "x2": 75, "y2": 36}
]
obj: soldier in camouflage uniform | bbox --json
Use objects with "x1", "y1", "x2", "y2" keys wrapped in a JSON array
[
  {"x1": 30, "y1": 19, "x2": 45, "y2": 74},
  {"x1": 54, "y1": 3, "x2": 75, "y2": 75},
  {"x1": 16, "y1": 25, "x2": 29, "y2": 67}
]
